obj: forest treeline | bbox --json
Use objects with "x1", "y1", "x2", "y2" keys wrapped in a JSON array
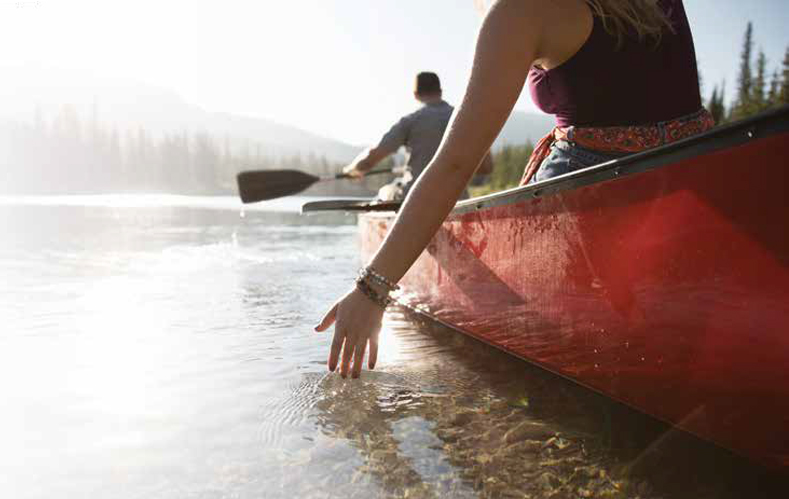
[
  {"x1": 0, "y1": 105, "x2": 393, "y2": 196},
  {"x1": 474, "y1": 22, "x2": 789, "y2": 196},
  {"x1": 706, "y1": 22, "x2": 789, "y2": 123}
]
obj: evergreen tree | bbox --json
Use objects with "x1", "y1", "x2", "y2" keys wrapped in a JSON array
[
  {"x1": 136, "y1": 127, "x2": 151, "y2": 188},
  {"x1": 54, "y1": 104, "x2": 82, "y2": 142},
  {"x1": 707, "y1": 85, "x2": 727, "y2": 124},
  {"x1": 90, "y1": 97, "x2": 100, "y2": 143},
  {"x1": 124, "y1": 130, "x2": 139, "y2": 188},
  {"x1": 753, "y1": 50, "x2": 767, "y2": 111},
  {"x1": 731, "y1": 22, "x2": 754, "y2": 120},
  {"x1": 781, "y1": 46, "x2": 789, "y2": 105},
  {"x1": 768, "y1": 70, "x2": 780, "y2": 106},
  {"x1": 718, "y1": 81, "x2": 727, "y2": 122},
  {"x1": 192, "y1": 132, "x2": 219, "y2": 192},
  {"x1": 222, "y1": 136, "x2": 231, "y2": 165},
  {"x1": 473, "y1": 142, "x2": 535, "y2": 194},
  {"x1": 109, "y1": 128, "x2": 122, "y2": 188},
  {"x1": 34, "y1": 105, "x2": 46, "y2": 136}
]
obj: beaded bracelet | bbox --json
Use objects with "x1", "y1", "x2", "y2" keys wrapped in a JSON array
[
  {"x1": 355, "y1": 277, "x2": 392, "y2": 309},
  {"x1": 359, "y1": 266, "x2": 400, "y2": 291}
]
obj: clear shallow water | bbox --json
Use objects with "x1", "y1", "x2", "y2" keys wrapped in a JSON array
[{"x1": 0, "y1": 195, "x2": 785, "y2": 499}]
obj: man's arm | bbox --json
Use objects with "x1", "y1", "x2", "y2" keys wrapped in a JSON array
[
  {"x1": 342, "y1": 146, "x2": 394, "y2": 178},
  {"x1": 343, "y1": 115, "x2": 412, "y2": 177}
]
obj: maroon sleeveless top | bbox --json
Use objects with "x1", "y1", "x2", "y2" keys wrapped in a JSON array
[{"x1": 528, "y1": 0, "x2": 702, "y2": 127}]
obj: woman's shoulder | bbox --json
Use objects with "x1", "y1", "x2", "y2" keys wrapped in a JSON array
[
  {"x1": 485, "y1": 0, "x2": 585, "y2": 24},
  {"x1": 529, "y1": 0, "x2": 595, "y2": 71},
  {"x1": 481, "y1": 0, "x2": 591, "y2": 53}
]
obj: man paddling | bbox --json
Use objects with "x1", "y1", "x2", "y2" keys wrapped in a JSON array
[{"x1": 343, "y1": 72, "x2": 492, "y2": 200}]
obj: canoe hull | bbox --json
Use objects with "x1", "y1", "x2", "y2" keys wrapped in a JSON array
[{"x1": 359, "y1": 121, "x2": 789, "y2": 469}]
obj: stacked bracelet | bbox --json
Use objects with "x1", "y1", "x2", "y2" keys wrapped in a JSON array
[
  {"x1": 359, "y1": 266, "x2": 400, "y2": 291},
  {"x1": 355, "y1": 278, "x2": 392, "y2": 309}
]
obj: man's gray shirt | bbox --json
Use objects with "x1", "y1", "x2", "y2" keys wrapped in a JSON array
[{"x1": 374, "y1": 100, "x2": 454, "y2": 184}]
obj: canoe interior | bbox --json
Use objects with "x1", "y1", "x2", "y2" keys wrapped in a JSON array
[{"x1": 359, "y1": 107, "x2": 789, "y2": 470}]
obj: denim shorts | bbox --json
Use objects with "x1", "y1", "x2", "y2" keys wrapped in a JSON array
[{"x1": 528, "y1": 140, "x2": 623, "y2": 185}]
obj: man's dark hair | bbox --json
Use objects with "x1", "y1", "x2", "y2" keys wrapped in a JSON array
[{"x1": 415, "y1": 72, "x2": 442, "y2": 96}]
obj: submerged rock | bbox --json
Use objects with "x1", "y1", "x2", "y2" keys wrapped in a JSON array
[
  {"x1": 505, "y1": 439, "x2": 543, "y2": 454},
  {"x1": 503, "y1": 420, "x2": 554, "y2": 444},
  {"x1": 537, "y1": 471, "x2": 562, "y2": 490}
]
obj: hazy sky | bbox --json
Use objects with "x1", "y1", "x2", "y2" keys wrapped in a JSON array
[{"x1": 1, "y1": 0, "x2": 787, "y2": 145}]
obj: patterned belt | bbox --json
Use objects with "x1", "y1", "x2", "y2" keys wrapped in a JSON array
[{"x1": 519, "y1": 108, "x2": 715, "y2": 185}]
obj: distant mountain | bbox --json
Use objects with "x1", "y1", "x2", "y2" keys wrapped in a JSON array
[{"x1": 0, "y1": 69, "x2": 361, "y2": 164}]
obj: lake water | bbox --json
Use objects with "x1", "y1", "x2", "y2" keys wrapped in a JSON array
[{"x1": 0, "y1": 195, "x2": 785, "y2": 498}]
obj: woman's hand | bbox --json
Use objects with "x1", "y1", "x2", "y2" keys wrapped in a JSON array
[{"x1": 314, "y1": 288, "x2": 385, "y2": 378}]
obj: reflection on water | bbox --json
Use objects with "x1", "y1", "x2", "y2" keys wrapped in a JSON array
[{"x1": 0, "y1": 196, "x2": 786, "y2": 498}]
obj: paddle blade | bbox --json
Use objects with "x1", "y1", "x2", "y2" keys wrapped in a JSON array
[{"x1": 236, "y1": 169, "x2": 320, "y2": 203}]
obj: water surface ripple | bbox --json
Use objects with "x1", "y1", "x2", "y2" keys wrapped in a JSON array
[{"x1": 0, "y1": 196, "x2": 784, "y2": 498}]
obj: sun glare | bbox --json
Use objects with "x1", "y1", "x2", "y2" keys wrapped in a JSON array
[{"x1": 376, "y1": 316, "x2": 405, "y2": 366}]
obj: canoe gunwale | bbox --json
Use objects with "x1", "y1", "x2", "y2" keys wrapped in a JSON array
[{"x1": 451, "y1": 105, "x2": 789, "y2": 216}]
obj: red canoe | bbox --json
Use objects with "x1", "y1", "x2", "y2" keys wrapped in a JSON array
[{"x1": 357, "y1": 107, "x2": 789, "y2": 470}]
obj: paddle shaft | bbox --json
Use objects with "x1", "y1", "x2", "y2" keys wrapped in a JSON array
[{"x1": 328, "y1": 169, "x2": 394, "y2": 181}]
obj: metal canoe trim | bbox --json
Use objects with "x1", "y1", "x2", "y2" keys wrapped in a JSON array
[{"x1": 301, "y1": 199, "x2": 400, "y2": 214}]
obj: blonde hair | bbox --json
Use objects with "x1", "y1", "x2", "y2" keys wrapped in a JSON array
[
  {"x1": 585, "y1": 0, "x2": 674, "y2": 46},
  {"x1": 475, "y1": 0, "x2": 673, "y2": 46}
]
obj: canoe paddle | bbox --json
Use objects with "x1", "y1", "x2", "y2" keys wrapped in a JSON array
[{"x1": 236, "y1": 168, "x2": 394, "y2": 204}]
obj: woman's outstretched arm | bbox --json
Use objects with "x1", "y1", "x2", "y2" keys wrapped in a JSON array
[{"x1": 316, "y1": 0, "x2": 544, "y2": 378}]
